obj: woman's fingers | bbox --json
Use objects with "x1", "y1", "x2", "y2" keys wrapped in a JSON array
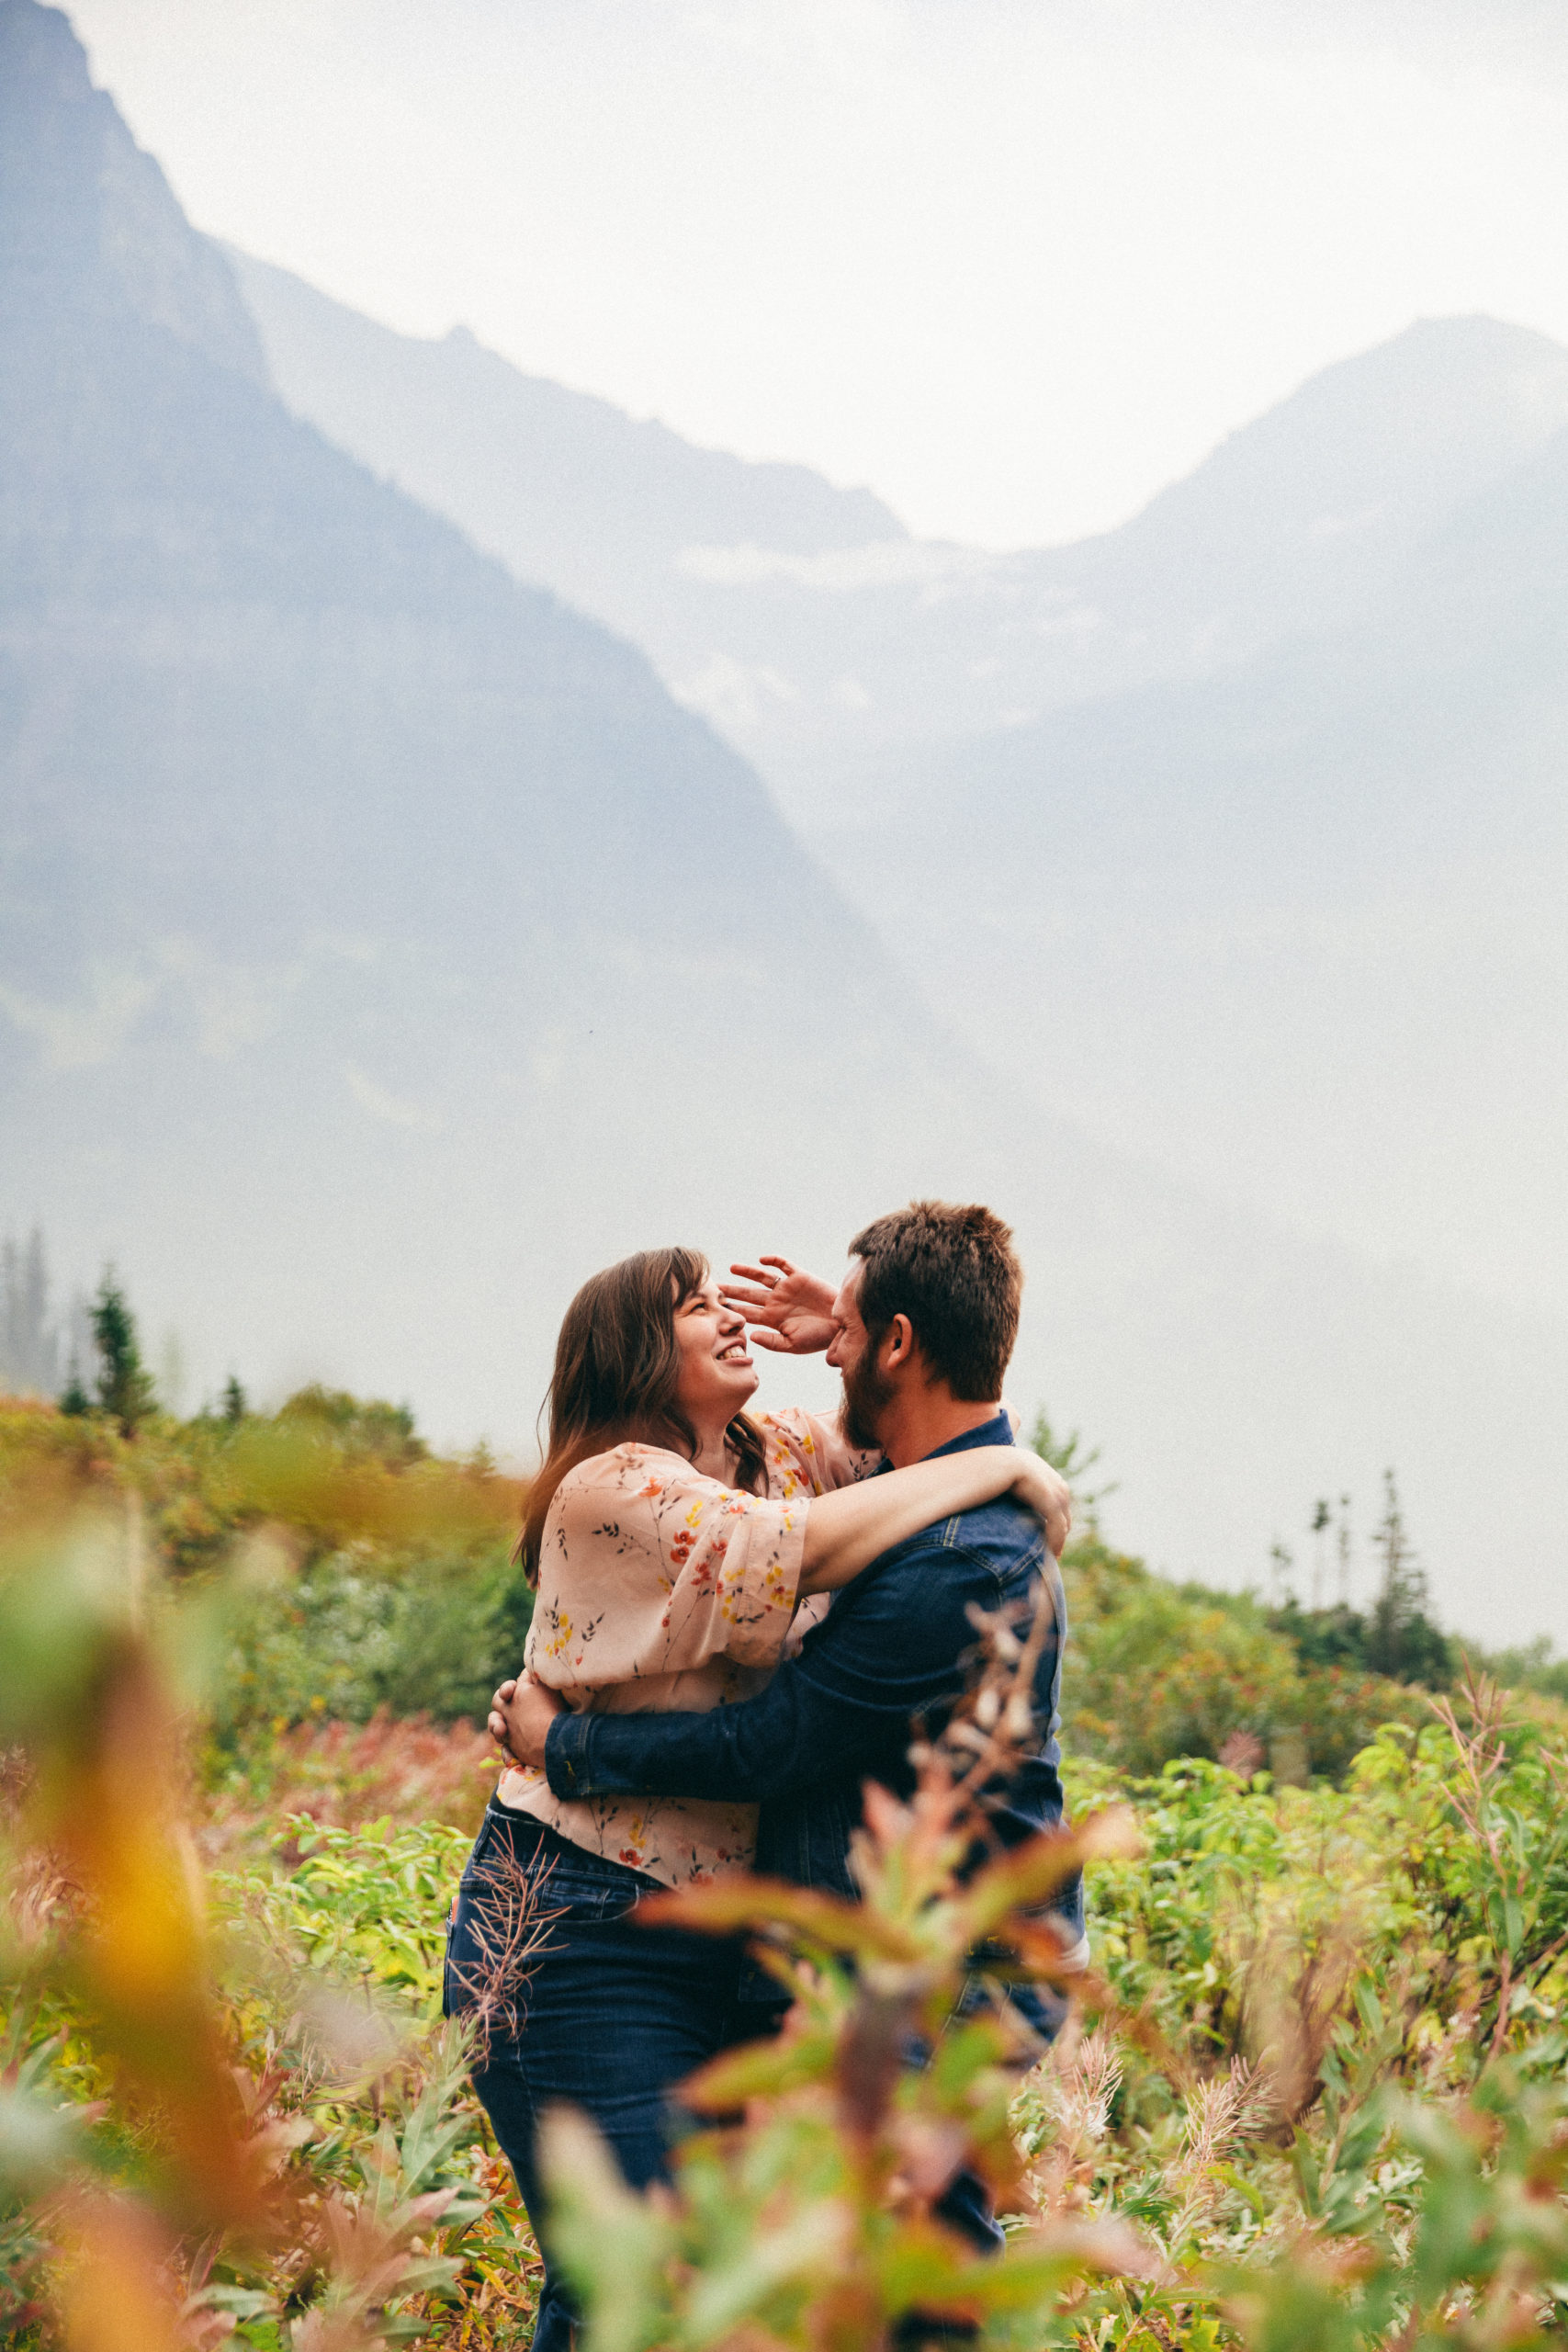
[
  {"x1": 488, "y1": 1677, "x2": 518, "y2": 1750},
  {"x1": 1015, "y1": 1459, "x2": 1071, "y2": 1557}
]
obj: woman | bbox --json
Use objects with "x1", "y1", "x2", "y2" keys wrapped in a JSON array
[{"x1": 445, "y1": 1246, "x2": 1066, "y2": 2350}]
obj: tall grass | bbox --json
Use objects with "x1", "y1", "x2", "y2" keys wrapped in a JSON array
[{"x1": 5, "y1": 1396, "x2": 1568, "y2": 2346}]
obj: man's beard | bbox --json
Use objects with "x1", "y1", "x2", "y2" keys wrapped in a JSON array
[{"x1": 840, "y1": 1340, "x2": 897, "y2": 1453}]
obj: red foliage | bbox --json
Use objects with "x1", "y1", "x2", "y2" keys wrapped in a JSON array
[{"x1": 200, "y1": 1710, "x2": 499, "y2": 1861}]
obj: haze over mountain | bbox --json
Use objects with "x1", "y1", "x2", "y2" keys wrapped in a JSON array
[
  {"x1": 838, "y1": 438, "x2": 1568, "y2": 1320},
  {"x1": 233, "y1": 250, "x2": 1568, "y2": 809},
  {"x1": 0, "y1": 0, "x2": 906, "y2": 1382},
  {"x1": 233, "y1": 254, "x2": 1568, "y2": 1329},
  {"x1": 4, "y1": 0, "x2": 1565, "y2": 1641}
]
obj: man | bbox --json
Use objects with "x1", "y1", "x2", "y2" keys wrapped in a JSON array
[{"x1": 491, "y1": 1199, "x2": 1083, "y2": 2253}]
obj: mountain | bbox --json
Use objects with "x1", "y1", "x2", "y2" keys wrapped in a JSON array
[
  {"x1": 231, "y1": 253, "x2": 1568, "y2": 1335},
  {"x1": 232, "y1": 254, "x2": 1568, "y2": 825},
  {"x1": 4, "y1": 0, "x2": 1567, "y2": 1644},
  {"x1": 225, "y1": 247, "x2": 911, "y2": 771},
  {"x1": 829, "y1": 412, "x2": 1568, "y2": 1321},
  {"x1": 0, "y1": 0, "x2": 917, "y2": 1407}
]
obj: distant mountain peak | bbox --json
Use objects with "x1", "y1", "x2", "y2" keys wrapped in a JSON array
[
  {"x1": 0, "y1": 0, "x2": 266, "y2": 386},
  {"x1": 1114, "y1": 311, "x2": 1568, "y2": 564}
]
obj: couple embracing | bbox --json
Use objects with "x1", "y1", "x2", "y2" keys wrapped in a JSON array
[{"x1": 451, "y1": 1199, "x2": 1084, "y2": 2349}]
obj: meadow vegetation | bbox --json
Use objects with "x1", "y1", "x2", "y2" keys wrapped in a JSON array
[{"x1": 4, "y1": 1348, "x2": 1568, "y2": 2349}]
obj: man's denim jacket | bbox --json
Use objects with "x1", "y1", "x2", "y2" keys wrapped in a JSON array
[{"x1": 544, "y1": 1410, "x2": 1085, "y2": 1990}]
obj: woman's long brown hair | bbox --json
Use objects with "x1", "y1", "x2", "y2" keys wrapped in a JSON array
[{"x1": 519, "y1": 1247, "x2": 768, "y2": 1583}]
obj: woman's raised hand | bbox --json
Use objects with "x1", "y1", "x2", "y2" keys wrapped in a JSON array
[
  {"x1": 718, "y1": 1255, "x2": 837, "y2": 1354},
  {"x1": 1008, "y1": 1450, "x2": 1073, "y2": 1559}
]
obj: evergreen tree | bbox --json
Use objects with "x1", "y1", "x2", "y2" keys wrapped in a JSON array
[
  {"x1": 59, "y1": 1359, "x2": 92, "y2": 1417},
  {"x1": 221, "y1": 1374, "x2": 248, "y2": 1425},
  {"x1": 90, "y1": 1267, "x2": 158, "y2": 1436},
  {"x1": 1268, "y1": 1477, "x2": 1453, "y2": 1688},
  {"x1": 1309, "y1": 1497, "x2": 1331, "y2": 1610},
  {"x1": 1, "y1": 1227, "x2": 59, "y2": 1395},
  {"x1": 1365, "y1": 1468, "x2": 1452, "y2": 1688},
  {"x1": 0, "y1": 1236, "x2": 17, "y2": 1388},
  {"x1": 1027, "y1": 1407, "x2": 1115, "y2": 1521},
  {"x1": 1268, "y1": 1539, "x2": 1297, "y2": 1609}
]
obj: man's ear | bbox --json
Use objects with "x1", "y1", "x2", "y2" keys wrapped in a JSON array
[{"x1": 882, "y1": 1312, "x2": 917, "y2": 1370}]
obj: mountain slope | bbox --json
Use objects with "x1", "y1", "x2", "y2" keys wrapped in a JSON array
[
  {"x1": 231, "y1": 254, "x2": 1568, "y2": 823},
  {"x1": 231, "y1": 242, "x2": 1568, "y2": 1328},
  {"x1": 5, "y1": 0, "x2": 1567, "y2": 1642},
  {"x1": 225, "y1": 243, "x2": 907, "y2": 745},
  {"x1": 836, "y1": 423, "x2": 1568, "y2": 1316},
  {"x1": 0, "y1": 0, "x2": 930, "y2": 1379}
]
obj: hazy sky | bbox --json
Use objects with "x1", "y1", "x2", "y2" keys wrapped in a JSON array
[{"x1": 65, "y1": 0, "x2": 1568, "y2": 546}]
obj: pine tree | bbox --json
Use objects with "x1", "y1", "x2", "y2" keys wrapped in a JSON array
[
  {"x1": 90, "y1": 1267, "x2": 158, "y2": 1436},
  {"x1": 59, "y1": 1359, "x2": 92, "y2": 1417},
  {"x1": 1, "y1": 1227, "x2": 59, "y2": 1395},
  {"x1": 221, "y1": 1374, "x2": 248, "y2": 1425},
  {"x1": 0, "y1": 1237, "x2": 15, "y2": 1387},
  {"x1": 1366, "y1": 1469, "x2": 1452, "y2": 1687},
  {"x1": 1309, "y1": 1498, "x2": 1331, "y2": 1611},
  {"x1": 1026, "y1": 1407, "x2": 1115, "y2": 1521}
]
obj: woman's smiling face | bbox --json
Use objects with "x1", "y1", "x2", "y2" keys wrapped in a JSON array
[{"x1": 673, "y1": 1275, "x2": 758, "y2": 1429}]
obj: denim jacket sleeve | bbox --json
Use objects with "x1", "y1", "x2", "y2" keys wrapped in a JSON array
[{"x1": 545, "y1": 1530, "x2": 1058, "y2": 1807}]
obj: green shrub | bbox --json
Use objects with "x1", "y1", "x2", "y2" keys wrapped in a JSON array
[
  {"x1": 211, "y1": 1540, "x2": 534, "y2": 1739},
  {"x1": 10, "y1": 1471, "x2": 1568, "y2": 2352},
  {"x1": 1066, "y1": 1571, "x2": 1304, "y2": 1773},
  {"x1": 0, "y1": 1387, "x2": 532, "y2": 1736},
  {"x1": 1064, "y1": 1537, "x2": 1432, "y2": 1781},
  {"x1": 223, "y1": 1812, "x2": 474, "y2": 2012},
  {"x1": 272, "y1": 1382, "x2": 429, "y2": 1464}
]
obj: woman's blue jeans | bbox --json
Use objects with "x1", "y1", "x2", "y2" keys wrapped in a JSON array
[{"x1": 444, "y1": 1801, "x2": 746, "y2": 2351}]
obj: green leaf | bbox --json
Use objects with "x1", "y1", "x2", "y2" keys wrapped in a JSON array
[
  {"x1": 640, "y1": 1875, "x2": 921, "y2": 1963},
  {"x1": 541, "y1": 2107, "x2": 673, "y2": 2352}
]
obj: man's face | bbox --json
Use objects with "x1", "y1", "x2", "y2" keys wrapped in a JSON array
[{"x1": 827, "y1": 1261, "x2": 897, "y2": 1451}]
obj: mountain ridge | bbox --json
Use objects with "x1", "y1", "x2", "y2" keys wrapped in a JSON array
[
  {"x1": 833, "y1": 411, "x2": 1568, "y2": 1315},
  {"x1": 5, "y1": 0, "x2": 1566, "y2": 1643},
  {"x1": 230, "y1": 250, "x2": 1568, "y2": 810},
  {"x1": 228, "y1": 243, "x2": 1568, "y2": 1327}
]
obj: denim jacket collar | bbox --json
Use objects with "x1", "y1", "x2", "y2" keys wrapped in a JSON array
[
  {"x1": 920, "y1": 1408, "x2": 1015, "y2": 1461},
  {"x1": 874, "y1": 1405, "x2": 1015, "y2": 1473}
]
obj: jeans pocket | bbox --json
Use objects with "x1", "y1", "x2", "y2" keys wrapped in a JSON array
[{"x1": 533, "y1": 1866, "x2": 637, "y2": 1923}]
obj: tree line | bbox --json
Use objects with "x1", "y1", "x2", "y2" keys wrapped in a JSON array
[{"x1": 0, "y1": 1227, "x2": 243, "y2": 1434}]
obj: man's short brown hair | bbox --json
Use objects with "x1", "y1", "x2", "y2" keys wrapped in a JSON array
[{"x1": 848, "y1": 1200, "x2": 1022, "y2": 1400}]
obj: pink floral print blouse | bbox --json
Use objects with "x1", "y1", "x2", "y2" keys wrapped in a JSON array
[{"x1": 496, "y1": 1408, "x2": 879, "y2": 1885}]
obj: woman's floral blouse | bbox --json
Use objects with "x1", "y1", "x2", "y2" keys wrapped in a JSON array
[{"x1": 497, "y1": 1408, "x2": 879, "y2": 1885}]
